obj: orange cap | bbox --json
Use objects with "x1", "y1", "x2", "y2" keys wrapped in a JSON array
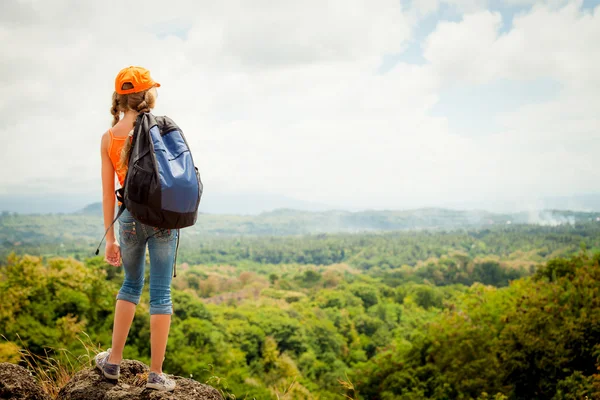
[{"x1": 114, "y1": 66, "x2": 161, "y2": 95}]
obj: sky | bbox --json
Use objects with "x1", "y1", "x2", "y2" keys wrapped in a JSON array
[{"x1": 1, "y1": 0, "x2": 599, "y2": 213}]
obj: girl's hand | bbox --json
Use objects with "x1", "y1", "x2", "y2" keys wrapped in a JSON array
[{"x1": 105, "y1": 240, "x2": 121, "y2": 267}]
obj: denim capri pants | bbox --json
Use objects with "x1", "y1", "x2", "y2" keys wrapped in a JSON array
[{"x1": 117, "y1": 208, "x2": 178, "y2": 315}]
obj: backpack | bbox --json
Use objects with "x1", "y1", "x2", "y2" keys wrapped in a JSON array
[{"x1": 95, "y1": 113, "x2": 203, "y2": 276}]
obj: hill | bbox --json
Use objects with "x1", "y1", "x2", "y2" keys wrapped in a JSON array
[{"x1": 76, "y1": 204, "x2": 599, "y2": 234}]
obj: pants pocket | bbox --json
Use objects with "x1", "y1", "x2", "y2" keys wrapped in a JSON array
[
  {"x1": 152, "y1": 226, "x2": 175, "y2": 242},
  {"x1": 119, "y1": 220, "x2": 138, "y2": 245}
]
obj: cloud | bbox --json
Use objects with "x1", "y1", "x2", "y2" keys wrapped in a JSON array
[
  {"x1": 423, "y1": 1, "x2": 600, "y2": 87},
  {"x1": 0, "y1": 0, "x2": 598, "y2": 212}
]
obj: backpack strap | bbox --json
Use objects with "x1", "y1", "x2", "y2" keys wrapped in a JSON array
[
  {"x1": 94, "y1": 188, "x2": 126, "y2": 255},
  {"x1": 173, "y1": 229, "x2": 180, "y2": 278}
]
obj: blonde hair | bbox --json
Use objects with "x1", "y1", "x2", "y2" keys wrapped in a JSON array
[{"x1": 110, "y1": 82, "x2": 156, "y2": 170}]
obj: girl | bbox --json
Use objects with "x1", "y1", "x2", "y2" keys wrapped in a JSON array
[{"x1": 95, "y1": 66, "x2": 177, "y2": 392}]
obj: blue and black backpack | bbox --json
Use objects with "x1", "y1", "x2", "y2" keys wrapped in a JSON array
[
  {"x1": 119, "y1": 112, "x2": 202, "y2": 228},
  {"x1": 96, "y1": 112, "x2": 203, "y2": 275}
]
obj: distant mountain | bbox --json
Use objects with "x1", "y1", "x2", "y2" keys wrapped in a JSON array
[
  {"x1": 0, "y1": 194, "x2": 97, "y2": 214},
  {"x1": 79, "y1": 202, "x2": 103, "y2": 216},
  {"x1": 540, "y1": 194, "x2": 600, "y2": 211},
  {"x1": 2, "y1": 192, "x2": 600, "y2": 216},
  {"x1": 440, "y1": 194, "x2": 600, "y2": 214},
  {"x1": 0, "y1": 192, "x2": 335, "y2": 215},
  {"x1": 65, "y1": 206, "x2": 600, "y2": 236}
]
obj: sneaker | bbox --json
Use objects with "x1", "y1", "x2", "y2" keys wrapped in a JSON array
[
  {"x1": 146, "y1": 371, "x2": 176, "y2": 392},
  {"x1": 94, "y1": 348, "x2": 120, "y2": 380}
]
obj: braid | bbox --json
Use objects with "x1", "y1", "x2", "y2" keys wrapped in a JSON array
[
  {"x1": 136, "y1": 91, "x2": 152, "y2": 114},
  {"x1": 118, "y1": 129, "x2": 134, "y2": 171},
  {"x1": 110, "y1": 92, "x2": 120, "y2": 127}
]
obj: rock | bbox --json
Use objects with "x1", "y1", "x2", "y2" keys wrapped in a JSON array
[
  {"x1": 57, "y1": 359, "x2": 223, "y2": 400},
  {"x1": 0, "y1": 362, "x2": 51, "y2": 400}
]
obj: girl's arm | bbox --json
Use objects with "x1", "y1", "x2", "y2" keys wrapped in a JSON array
[{"x1": 100, "y1": 133, "x2": 117, "y2": 243}]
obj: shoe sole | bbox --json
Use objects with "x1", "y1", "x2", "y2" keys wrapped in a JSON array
[
  {"x1": 103, "y1": 370, "x2": 120, "y2": 380},
  {"x1": 146, "y1": 382, "x2": 175, "y2": 392}
]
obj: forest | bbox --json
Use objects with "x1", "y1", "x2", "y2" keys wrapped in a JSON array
[{"x1": 1, "y1": 214, "x2": 600, "y2": 399}]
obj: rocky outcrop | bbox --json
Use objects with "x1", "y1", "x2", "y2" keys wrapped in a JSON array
[
  {"x1": 57, "y1": 359, "x2": 223, "y2": 400},
  {"x1": 0, "y1": 360, "x2": 223, "y2": 400},
  {"x1": 0, "y1": 362, "x2": 51, "y2": 400}
]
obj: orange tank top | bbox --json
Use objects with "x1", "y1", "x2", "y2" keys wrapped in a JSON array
[{"x1": 107, "y1": 129, "x2": 129, "y2": 187}]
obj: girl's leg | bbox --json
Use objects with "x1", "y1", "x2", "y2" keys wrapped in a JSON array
[
  {"x1": 147, "y1": 227, "x2": 177, "y2": 374},
  {"x1": 109, "y1": 300, "x2": 137, "y2": 364},
  {"x1": 150, "y1": 314, "x2": 171, "y2": 373},
  {"x1": 109, "y1": 212, "x2": 147, "y2": 364}
]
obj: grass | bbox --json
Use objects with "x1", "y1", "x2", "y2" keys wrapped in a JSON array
[
  {"x1": 11, "y1": 333, "x2": 102, "y2": 399},
  {"x1": 338, "y1": 372, "x2": 359, "y2": 400}
]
